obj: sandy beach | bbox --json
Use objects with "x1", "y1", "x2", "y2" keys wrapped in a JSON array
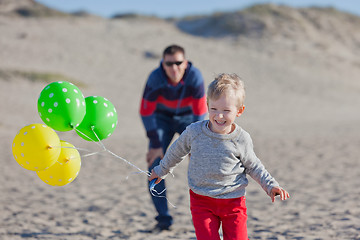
[{"x1": 1, "y1": 3, "x2": 360, "y2": 239}]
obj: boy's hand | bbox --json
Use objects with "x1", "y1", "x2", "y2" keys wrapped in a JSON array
[
  {"x1": 270, "y1": 187, "x2": 290, "y2": 202},
  {"x1": 148, "y1": 169, "x2": 162, "y2": 184}
]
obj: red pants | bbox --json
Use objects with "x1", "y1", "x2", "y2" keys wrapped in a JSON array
[{"x1": 190, "y1": 189, "x2": 248, "y2": 240}]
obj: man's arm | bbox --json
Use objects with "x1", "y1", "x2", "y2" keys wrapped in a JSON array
[{"x1": 189, "y1": 69, "x2": 208, "y2": 122}]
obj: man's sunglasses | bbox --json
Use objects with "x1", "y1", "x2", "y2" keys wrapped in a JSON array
[{"x1": 164, "y1": 61, "x2": 183, "y2": 67}]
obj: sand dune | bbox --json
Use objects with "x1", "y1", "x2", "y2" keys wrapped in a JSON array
[{"x1": 1, "y1": 3, "x2": 360, "y2": 239}]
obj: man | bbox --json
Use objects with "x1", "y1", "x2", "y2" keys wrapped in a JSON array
[{"x1": 140, "y1": 44, "x2": 207, "y2": 231}]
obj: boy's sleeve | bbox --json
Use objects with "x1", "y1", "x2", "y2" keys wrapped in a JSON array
[
  {"x1": 153, "y1": 125, "x2": 193, "y2": 178},
  {"x1": 241, "y1": 133, "x2": 279, "y2": 195}
]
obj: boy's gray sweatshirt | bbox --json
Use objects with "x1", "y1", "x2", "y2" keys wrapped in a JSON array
[{"x1": 153, "y1": 120, "x2": 279, "y2": 199}]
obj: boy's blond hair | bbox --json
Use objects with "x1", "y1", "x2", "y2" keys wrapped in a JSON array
[{"x1": 207, "y1": 73, "x2": 245, "y2": 108}]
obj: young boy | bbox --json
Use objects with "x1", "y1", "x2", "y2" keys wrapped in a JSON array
[{"x1": 149, "y1": 73, "x2": 290, "y2": 240}]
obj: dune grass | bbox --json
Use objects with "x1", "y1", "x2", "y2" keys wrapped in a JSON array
[{"x1": 0, "y1": 69, "x2": 86, "y2": 87}]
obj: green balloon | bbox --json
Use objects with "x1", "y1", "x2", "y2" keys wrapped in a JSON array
[
  {"x1": 76, "y1": 96, "x2": 118, "y2": 141},
  {"x1": 38, "y1": 81, "x2": 86, "y2": 131}
]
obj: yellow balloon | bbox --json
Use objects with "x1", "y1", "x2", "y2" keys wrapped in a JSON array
[
  {"x1": 12, "y1": 123, "x2": 61, "y2": 171},
  {"x1": 37, "y1": 140, "x2": 81, "y2": 186}
]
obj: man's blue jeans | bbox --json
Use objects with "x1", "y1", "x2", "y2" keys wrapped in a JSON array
[{"x1": 148, "y1": 113, "x2": 194, "y2": 228}]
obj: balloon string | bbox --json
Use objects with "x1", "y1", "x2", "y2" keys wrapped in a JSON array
[
  {"x1": 88, "y1": 127, "x2": 151, "y2": 176},
  {"x1": 89, "y1": 129, "x2": 176, "y2": 207},
  {"x1": 52, "y1": 145, "x2": 106, "y2": 159},
  {"x1": 150, "y1": 188, "x2": 176, "y2": 208},
  {"x1": 52, "y1": 145, "x2": 93, "y2": 152},
  {"x1": 81, "y1": 150, "x2": 107, "y2": 158},
  {"x1": 54, "y1": 142, "x2": 148, "y2": 175},
  {"x1": 105, "y1": 149, "x2": 150, "y2": 176},
  {"x1": 74, "y1": 128, "x2": 103, "y2": 149},
  {"x1": 125, "y1": 171, "x2": 147, "y2": 180},
  {"x1": 73, "y1": 127, "x2": 175, "y2": 207},
  {"x1": 91, "y1": 126, "x2": 106, "y2": 150},
  {"x1": 73, "y1": 127, "x2": 150, "y2": 176}
]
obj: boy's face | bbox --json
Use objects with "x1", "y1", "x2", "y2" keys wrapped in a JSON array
[
  {"x1": 162, "y1": 52, "x2": 188, "y2": 85},
  {"x1": 208, "y1": 91, "x2": 245, "y2": 134}
]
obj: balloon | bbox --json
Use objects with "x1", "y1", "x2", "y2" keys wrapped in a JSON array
[
  {"x1": 37, "y1": 140, "x2": 81, "y2": 186},
  {"x1": 38, "y1": 81, "x2": 86, "y2": 131},
  {"x1": 76, "y1": 96, "x2": 118, "y2": 141},
  {"x1": 12, "y1": 124, "x2": 61, "y2": 171}
]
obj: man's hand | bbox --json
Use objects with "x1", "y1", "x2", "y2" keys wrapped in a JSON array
[
  {"x1": 270, "y1": 187, "x2": 290, "y2": 202},
  {"x1": 146, "y1": 148, "x2": 164, "y2": 167}
]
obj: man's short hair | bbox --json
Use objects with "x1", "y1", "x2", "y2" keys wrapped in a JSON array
[{"x1": 163, "y1": 45, "x2": 185, "y2": 58}]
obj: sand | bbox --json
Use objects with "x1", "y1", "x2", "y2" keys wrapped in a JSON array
[{"x1": 1, "y1": 14, "x2": 360, "y2": 240}]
